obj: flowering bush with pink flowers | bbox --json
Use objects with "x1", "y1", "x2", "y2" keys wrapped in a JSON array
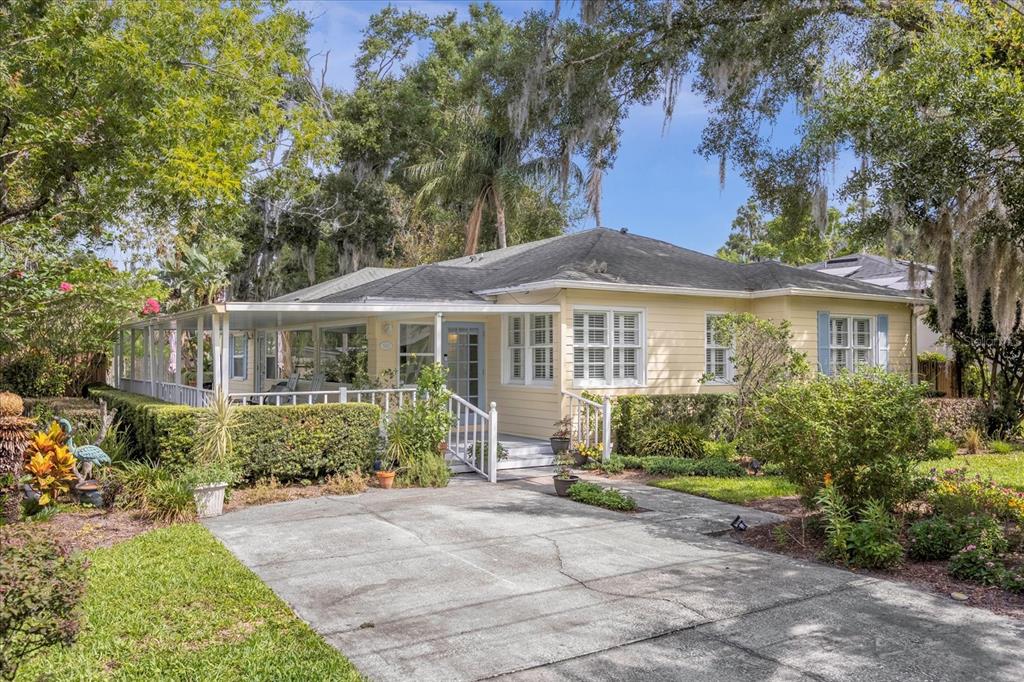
[{"x1": 141, "y1": 298, "x2": 161, "y2": 315}]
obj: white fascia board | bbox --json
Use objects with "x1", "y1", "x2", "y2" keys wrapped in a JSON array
[
  {"x1": 475, "y1": 279, "x2": 928, "y2": 304},
  {"x1": 119, "y1": 305, "x2": 220, "y2": 331},
  {"x1": 221, "y1": 301, "x2": 560, "y2": 314}
]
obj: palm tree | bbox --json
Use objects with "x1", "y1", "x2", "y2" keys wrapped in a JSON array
[{"x1": 407, "y1": 107, "x2": 574, "y2": 255}]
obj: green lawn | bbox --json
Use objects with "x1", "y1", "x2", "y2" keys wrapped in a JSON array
[
  {"x1": 17, "y1": 524, "x2": 361, "y2": 682},
  {"x1": 918, "y1": 452, "x2": 1024, "y2": 491},
  {"x1": 652, "y1": 476, "x2": 799, "y2": 504}
]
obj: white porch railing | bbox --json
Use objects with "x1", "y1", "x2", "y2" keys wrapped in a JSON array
[
  {"x1": 222, "y1": 387, "x2": 416, "y2": 416},
  {"x1": 157, "y1": 382, "x2": 214, "y2": 408},
  {"x1": 446, "y1": 394, "x2": 498, "y2": 483},
  {"x1": 561, "y1": 390, "x2": 612, "y2": 462}
]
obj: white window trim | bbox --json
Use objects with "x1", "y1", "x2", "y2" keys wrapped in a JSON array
[
  {"x1": 704, "y1": 311, "x2": 735, "y2": 384},
  {"x1": 570, "y1": 306, "x2": 646, "y2": 388},
  {"x1": 397, "y1": 322, "x2": 434, "y2": 387},
  {"x1": 230, "y1": 332, "x2": 248, "y2": 380},
  {"x1": 829, "y1": 315, "x2": 875, "y2": 375},
  {"x1": 501, "y1": 313, "x2": 555, "y2": 386}
]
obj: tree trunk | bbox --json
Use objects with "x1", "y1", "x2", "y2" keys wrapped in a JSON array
[
  {"x1": 493, "y1": 184, "x2": 508, "y2": 250},
  {"x1": 464, "y1": 193, "x2": 486, "y2": 256}
]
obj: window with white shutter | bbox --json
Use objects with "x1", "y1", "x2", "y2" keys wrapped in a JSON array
[
  {"x1": 571, "y1": 308, "x2": 644, "y2": 387},
  {"x1": 829, "y1": 315, "x2": 873, "y2": 374},
  {"x1": 704, "y1": 314, "x2": 733, "y2": 382},
  {"x1": 502, "y1": 313, "x2": 554, "y2": 385}
]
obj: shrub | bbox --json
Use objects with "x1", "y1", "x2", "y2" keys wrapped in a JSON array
[
  {"x1": 323, "y1": 468, "x2": 370, "y2": 495},
  {"x1": 616, "y1": 454, "x2": 745, "y2": 477},
  {"x1": 963, "y1": 427, "x2": 983, "y2": 454},
  {"x1": 988, "y1": 439, "x2": 1014, "y2": 454},
  {"x1": 613, "y1": 394, "x2": 735, "y2": 454},
  {"x1": 704, "y1": 439, "x2": 738, "y2": 460},
  {"x1": 928, "y1": 467, "x2": 1024, "y2": 523},
  {"x1": 638, "y1": 456, "x2": 745, "y2": 477},
  {"x1": 926, "y1": 437, "x2": 958, "y2": 460},
  {"x1": 701, "y1": 313, "x2": 809, "y2": 434},
  {"x1": 88, "y1": 386, "x2": 380, "y2": 482},
  {"x1": 948, "y1": 544, "x2": 1006, "y2": 586},
  {"x1": 109, "y1": 460, "x2": 168, "y2": 510},
  {"x1": 747, "y1": 368, "x2": 933, "y2": 509},
  {"x1": 817, "y1": 486, "x2": 901, "y2": 568},
  {"x1": 387, "y1": 364, "x2": 453, "y2": 488},
  {"x1": 908, "y1": 516, "x2": 961, "y2": 561},
  {"x1": 0, "y1": 526, "x2": 86, "y2": 681},
  {"x1": 924, "y1": 398, "x2": 986, "y2": 441},
  {"x1": 146, "y1": 478, "x2": 197, "y2": 523},
  {"x1": 567, "y1": 481, "x2": 637, "y2": 511},
  {"x1": 847, "y1": 500, "x2": 903, "y2": 569},
  {"x1": 816, "y1": 484, "x2": 854, "y2": 563},
  {"x1": 632, "y1": 421, "x2": 706, "y2": 458},
  {"x1": 23, "y1": 398, "x2": 103, "y2": 433},
  {"x1": 0, "y1": 352, "x2": 69, "y2": 398}
]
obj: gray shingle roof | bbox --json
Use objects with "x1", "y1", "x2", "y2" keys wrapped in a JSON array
[
  {"x1": 802, "y1": 253, "x2": 933, "y2": 293},
  {"x1": 279, "y1": 229, "x2": 915, "y2": 304}
]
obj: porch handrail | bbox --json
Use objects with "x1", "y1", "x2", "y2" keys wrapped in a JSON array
[
  {"x1": 561, "y1": 390, "x2": 612, "y2": 462},
  {"x1": 446, "y1": 393, "x2": 498, "y2": 483},
  {"x1": 224, "y1": 387, "x2": 415, "y2": 414}
]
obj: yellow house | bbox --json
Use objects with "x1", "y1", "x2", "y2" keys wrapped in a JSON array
[{"x1": 114, "y1": 228, "x2": 923, "y2": 481}]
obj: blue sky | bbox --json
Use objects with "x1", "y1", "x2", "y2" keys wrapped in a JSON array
[{"x1": 293, "y1": 0, "x2": 770, "y2": 255}]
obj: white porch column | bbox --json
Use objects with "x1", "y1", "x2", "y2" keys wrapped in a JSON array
[
  {"x1": 129, "y1": 328, "x2": 136, "y2": 385},
  {"x1": 113, "y1": 330, "x2": 122, "y2": 388},
  {"x1": 147, "y1": 325, "x2": 156, "y2": 397},
  {"x1": 220, "y1": 313, "x2": 231, "y2": 393},
  {"x1": 173, "y1": 321, "x2": 182, "y2": 386},
  {"x1": 211, "y1": 313, "x2": 222, "y2": 396},
  {"x1": 195, "y1": 316, "x2": 204, "y2": 392},
  {"x1": 434, "y1": 312, "x2": 444, "y2": 365}
]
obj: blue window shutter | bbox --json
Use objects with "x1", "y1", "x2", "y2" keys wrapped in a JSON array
[
  {"x1": 876, "y1": 314, "x2": 889, "y2": 370},
  {"x1": 817, "y1": 311, "x2": 830, "y2": 375}
]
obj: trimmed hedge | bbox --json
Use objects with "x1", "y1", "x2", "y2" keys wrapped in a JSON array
[
  {"x1": 924, "y1": 398, "x2": 986, "y2": 440},
  {"x1": 613, "y1": 394, "x2": 735, "y2": 455},
  {"x1": 617, "y1": 454, "x2": 746, "y2": 477},
  {"x1": 87, "y1": 386, "x2": 380, "y2": 481},
  {"x1": 22, "y1": 397, "x2": 104, "y2": 433}
]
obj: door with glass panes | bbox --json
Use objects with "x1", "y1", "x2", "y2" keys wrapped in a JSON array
[{"x1": 443, "y1": 322, "x2": 484, "y2": 409}]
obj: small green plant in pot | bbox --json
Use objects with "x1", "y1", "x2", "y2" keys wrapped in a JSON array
[
  {"x1": 552, "y1": 452, "x2": 579, "y2": 497},
  {"x1": 190, "y1": 391, "x2": 240, "y2": 518},
  {"x1": 550, "y1": 417, "x2": 572, "y2": 454}
]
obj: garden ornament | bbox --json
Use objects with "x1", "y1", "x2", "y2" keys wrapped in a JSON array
[{"x1": 58, "y1": 401, "x2": 116, "y2": 481}]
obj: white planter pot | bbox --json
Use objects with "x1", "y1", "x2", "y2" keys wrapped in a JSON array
[{"x1": 193, "y1": 482, "x2": 228, "y2": 518}]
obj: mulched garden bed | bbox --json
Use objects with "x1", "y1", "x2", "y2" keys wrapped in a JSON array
[
  {"x1": 40, "y1": 507, "x2": 159, "y2": 553},
  {"x1": 735, "y1": 510, "x2": 1024, "y2": 620}
]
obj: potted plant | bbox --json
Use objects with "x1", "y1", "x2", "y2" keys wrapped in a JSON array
[
  {"x1": 572, "y1": 442, "x2": 602, "y2": 466},
  {"x1": 552, "y1": 453, "x2": 580, "y2": 497},
  {"x1": 550, "y1": 417, "x2": 572, "y2": 455},
  {"x1": 189, "y1": 461, "x2": 237, "y2": 518},
  {"x1": 190, "y1": 391, "x2": 239, "y2": 518},
  {"x1": 375, "y1": 415, "x2": 408, "y2": 489}
]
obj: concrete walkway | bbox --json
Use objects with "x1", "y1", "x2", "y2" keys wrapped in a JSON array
[{"x1": 205, "y1": 473, "x2": 1024, "y2": 681}]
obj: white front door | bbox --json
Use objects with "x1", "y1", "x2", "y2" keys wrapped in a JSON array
[{"x1": 443, "y1": 322, "x2": 484, "y2": 409}]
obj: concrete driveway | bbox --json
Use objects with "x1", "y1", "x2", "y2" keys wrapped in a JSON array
[{"x1": 205, "y1": 473, "x2": 1024, "y2": 681}]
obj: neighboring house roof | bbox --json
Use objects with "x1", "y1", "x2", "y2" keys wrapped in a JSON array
[
  {"x1": 802, "y1": 253, "x2": 934, "y2": 293},
  {"x1": 269, "y1": 267, "x2": 406, "y2": 302},
  {"x1": 276, "y1": 229, "x2": 918, "y2": 304}
]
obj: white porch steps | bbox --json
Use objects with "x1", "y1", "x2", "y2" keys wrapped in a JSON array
[{"x1": 447, "y1": 434, "x2": 554, "y2": 473}]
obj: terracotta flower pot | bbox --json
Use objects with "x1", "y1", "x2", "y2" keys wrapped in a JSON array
[
  {"x1": 553, "y1": 475, "x2": 580, "y2": 497},
  {"x1": 376, "y1": 471, "x2": 396, "y2": 489}
]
